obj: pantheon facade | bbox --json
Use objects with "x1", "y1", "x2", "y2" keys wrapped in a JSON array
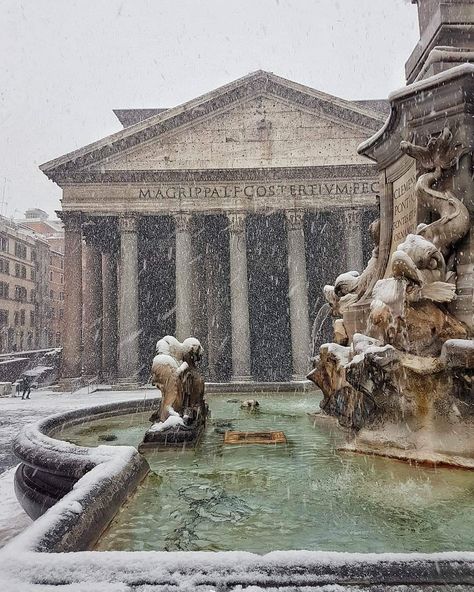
[{"x1": 41, "y1": 71, "x2": 386, "y2": 385}]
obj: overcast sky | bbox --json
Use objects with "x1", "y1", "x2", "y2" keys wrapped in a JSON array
[{"x1": 1, "y1": 0, "x2": 419, "y2": 218}]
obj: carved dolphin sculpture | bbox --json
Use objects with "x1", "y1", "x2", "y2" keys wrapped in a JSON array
[{"x1": 400, "y1": 128, "x2": 470, "y2": 258}]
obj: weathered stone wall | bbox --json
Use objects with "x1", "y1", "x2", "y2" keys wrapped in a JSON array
[{"x1": 101, "y1": 96, "x2": 371, "y2": 171}]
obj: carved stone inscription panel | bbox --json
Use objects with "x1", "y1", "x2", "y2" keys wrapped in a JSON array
[
  {"x1": 385, "y1": 158, "x2": 417, "y2": 274},
  {"x1": 63, "y1": 178, "x2": 379, "y2": 214},
  {"x1": 137, "y1": 180, "x2": 379, "y2": 201}
]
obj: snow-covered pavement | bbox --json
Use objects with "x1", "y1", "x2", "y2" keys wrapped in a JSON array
[
  {"x1": 0, "y1": 386, "x2": 159, "y2": 548},
  {"x1": 0, "y1": 387, "x2": 158, "y2": 475},
  {"x1": 0, "y1": 467, "x2": 33, "y2": 547}
]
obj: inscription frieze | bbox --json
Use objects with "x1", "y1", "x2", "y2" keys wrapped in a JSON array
[{"x1": 137, "y1": 180, "x2": 379, "y2": 201}]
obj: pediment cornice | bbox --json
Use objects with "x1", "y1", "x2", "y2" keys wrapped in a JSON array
[
  {"x1": 41, "y1": 71, "x2": 385, "y2": 185},
  {"x1": 53, "y1": 164, "x2": 378, "y2": 185}
]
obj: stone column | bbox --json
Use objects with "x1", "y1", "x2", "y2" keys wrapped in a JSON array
[
  {"x1": 228, "y1": 212, "x2": 251, "y2": 381},
  {"x1": 83, "y1": 240, "x2": 103, "y2": 377},
  {"x1": 175, "y1": 213, "x2": 193, "y2": 341},
  {"x1": 61, "y1": 212, "x2": 83, "y2": 381},
  {"x1": 117, "y1": 215, "x2": 139, "y2": 383},
  {"x1": 286, "y1": 210, "x2": 311, "y2": 381},
  {"x1": 102, "y1": 249, "x2": 118, "y2": 380},
  {"x1": 344, "y1": 208, "x2": 364, "y2": 272},
  {"x1": 206, "y1": 242, "x2": 225, "y2": 381}
]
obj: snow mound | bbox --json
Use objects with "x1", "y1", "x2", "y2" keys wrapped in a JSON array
[{"x1": 148, "y1": 415, "x2": 184, "y2": 432}]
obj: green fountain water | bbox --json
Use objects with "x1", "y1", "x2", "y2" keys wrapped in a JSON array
[{"x1": 59, "y1": 393, "x2": 474, "y2": 553}]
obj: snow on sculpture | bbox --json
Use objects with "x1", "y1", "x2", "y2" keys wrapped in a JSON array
[
  {"x1": 308, "y1": 128, "x2": 473, "y2": 464},
  {"x1": 366, "y1": 129, "x2": 469, "y2": 353},
  {"x1": 323, "y1": 218, "x2": 380, "y2": 339},
  {"x1": 141, "y1": 335, "x2": 208, "y2": 448},
  {"x1": 400, "y1": 127, "x2": 470, "y2": 257},
  {"x1": 151, "y1": 335, "x2": 204, "y2": 423}
]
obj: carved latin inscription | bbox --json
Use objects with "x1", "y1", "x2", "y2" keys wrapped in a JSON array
[
  {"x1": 387, "y1": 159, "x2": 417, "y2": 265},
  {"x1": 137, "y1": 180, "x2": 379, "y2": 201}
]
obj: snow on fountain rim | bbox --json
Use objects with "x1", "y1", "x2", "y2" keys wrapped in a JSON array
[
  {"x1": 7, "y1": 396, "x2": 158, "y2": 555},
  {"x1": 1, "y1": 546, "x2": 474, "y2": 590},
  {"x1": 12, "y1": 394, "x2": 161, "y2": 475},
  {"x1": 3, "y1": 394, "x2": 474, "y2": 588},
  {"x1": 6, "y1": 443, "x2": 139, "y2": 553}
]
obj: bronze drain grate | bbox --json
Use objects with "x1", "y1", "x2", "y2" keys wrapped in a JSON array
[{"x1": 224, "y1": 430, "x2": 287, "y2": 444}]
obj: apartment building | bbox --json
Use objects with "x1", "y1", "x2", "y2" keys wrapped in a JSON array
[
  {"x1": 17, "y1": 209, "x2": 65, "y2": 349},
  {"x1": 49, "y1": 249, "x2": 64, "y2": 347},
  {"x1": 0, "y1": 217, "x2": 47, "y2": 352}
]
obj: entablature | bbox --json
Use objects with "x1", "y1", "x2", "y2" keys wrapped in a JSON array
[{"x1": 60, "y1": 166, "x2": 379, "y2": 217}]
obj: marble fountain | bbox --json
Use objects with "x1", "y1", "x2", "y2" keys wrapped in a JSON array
[{"x1": 4, "y1": 3, "x2": 474, "y2": 587}]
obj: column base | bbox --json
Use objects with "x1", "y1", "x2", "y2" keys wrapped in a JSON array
[
  {"x1": 101, "y1": 370, "x2": 117, "y2": 384},
  {"x1": 230, "y1": 375, "x2": 253, "y2": 382}
]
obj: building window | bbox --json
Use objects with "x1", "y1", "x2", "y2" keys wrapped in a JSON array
[
  {"x1": 14, "y1": 311, "x2": 19, "y2": 326},
  {"x1": 30, "y1": 311, "x2": 35, "y2": 326},
  {"x1": 50, "y1": 271, "x2": 53, "y2": 281},
  {"x1": 31, "y1": 268, "x2": 35, "y2": 280},
  {"x1": 0, "y1": 236, "x2": 8, "y2": 252},
  {"x1": 14, "y1": 242, "x2": 27, "y2": 259},
  {"x1": 60, "y1": 259, "x2": 64, "y2": 269},
  {"x1": 21, "y1": 265, "x2": 26, "y2": 279},
  {"x1": 30, "y1": 289, "x2": 36, "y2": 303},
  {"x1": 0, "y1": 282, "x2": 9, "y2": 299},
  {"x1": 59, "y1": 291, "x2": 64, "y2": 301},
  {"x1": 0, "y1": 258, "x2": 8, "y2": 274},
  {"x1": 50, "y1": 290, "x2": 54, "y2": 300},
  {"x1": 0, "y1": 309, "x2": 8, "y2": 326},
  {"x1": 15, "y1": 263, "x2": 20, "y2": 277},
  {"x1": 59, "y1": 309, "x2": 64, "y2": 320},
  {"x1": 60, "y1": 274, "x2": 64, "y2": 284},
  {"x1": 49, "y1": 256, "x2": 53, "y2": 265},
  {"x1": 31, "y1": 249, "x2": 37, "y2": 262},
  {"x1": 20, "y1": 310, "x2": 25, "y2": 326},
  {"x1": 15, "y1": 285, "x2": 27, "y2": 302}
]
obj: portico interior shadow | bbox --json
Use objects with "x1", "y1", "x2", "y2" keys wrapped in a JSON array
[{"x1": 138, "y1": 215, "x2": 175, "y2": 379}]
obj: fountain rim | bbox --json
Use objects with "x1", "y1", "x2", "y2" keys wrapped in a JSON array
[{"x1": 6, "y1": 395, "x2": 474, "y2": 587}]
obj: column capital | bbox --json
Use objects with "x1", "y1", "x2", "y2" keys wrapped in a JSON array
[
  {"x1": 174, "y1": 212, "x2": 192, "y2": 233},
  {"x1": 344, "y1": 208, "x2": 363, "y2": 225},
  {"x1": 58, "y1": 211, "x2": 83, "y2": 232},
  {"x1": 82, "y1": 216, "x2": 119, "y2": 252},
  {"x1": 285, "y1": 209, "x2": 305, "y2": 231},
  {"x1": 228, "y1": 212, "x2": 246, "y2": 234},
  {"x1": 82, "y1": 217, "x2": 100, "y2": 246},
  {"x1": 119, "y1": 214, "x2": 139, "y2": 233}
]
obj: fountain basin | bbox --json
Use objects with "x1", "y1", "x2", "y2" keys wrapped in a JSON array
[
  {"x1": 12, "y1": 397, "x2": 157, "y2": 550},
  {"x1": 5, "y1": 392, "x2": 474, "y2": 588},
  {"x1": 50, "y1": 393, "x2": 474, "y2": 555}
]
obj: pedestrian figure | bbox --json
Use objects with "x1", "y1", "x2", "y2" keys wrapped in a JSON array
[{"x1": 21, "y1": 376, "x2": 31, "y2": 400}]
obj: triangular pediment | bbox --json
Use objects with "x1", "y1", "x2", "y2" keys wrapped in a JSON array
[{"x1": 41, "y1": 71, "x2": 386, "y2": 183}]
